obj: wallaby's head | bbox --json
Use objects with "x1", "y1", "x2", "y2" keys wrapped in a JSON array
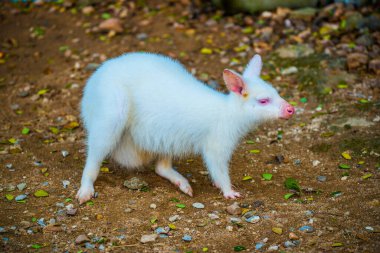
[{"x1": 223, "y1": 54, "x2": 294, "y2": 122}]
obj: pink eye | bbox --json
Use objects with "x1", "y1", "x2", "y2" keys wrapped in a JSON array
[{"x1": 258, "y1": 98, "x2": 270, "y2": 105}]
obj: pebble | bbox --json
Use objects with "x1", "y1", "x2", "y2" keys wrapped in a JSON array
[
  {"x1": 62, "y1": 180, "x2": 70, "y2": 188},
  {"x1": 284, "y1": 240, "x2": 296, "y2": 248},
  {"x1": 82, "y1": 6, "x2": 95, "y2": 15},
  {"x1": 5, "y1": 164, "x2": 13, "y2": 169},
  {"x1": 85, "y1": 63, "x2": 100, "y2": 72},
  {"x1": 75, "y1": 234, "x2": 90, "y2": 244},
  {"x1": 226, "y1": 202, "x2": 241, "y2": 215},
  {"x1": 168, "y1": 215, "x2": 180, "y2": 222},
  {"x1": 0, "y1": 227, "x2": 5, "y2": 233},
  {"x1": 252, "y1": 200, "x2": 264, "y2": 209},
  {"x1": 305, "y1": 210, "x2": 314, "y2": 216},
  {"x1": 341, "y1": 176, "x2": 348, "y2": 181},
  {"x1": 17, "y1": 183, "x2": 27, "y2": 191},
  {"x1": 245, "y1": 215, "x2": 260, "y2": 224},
  {"x1": 230, "y1": 217, "x2": 242, "y2": 224},
  {"x1": 226, "y1": 225, "x2": 233, "y2": 231},
  {"x1": 312, "y1": 160, "x2": 321, "y2": 167},
  {"x1": 99, "y1": 244, "x2": 105, "y2": 251},
  {"x1": 37, "y1": 218, "x2": 46, "y2": 227},
  {"x1": 140, "y1": 234, "x2": 157, "y2": 243},
  {"x1": 15, "y1": 194, "x2": 27, "y2": 201},
  {"x1": 150, "y1": 203, "x2": 157, "y2": 209},
  {"x1": 99, "y1": 18, "x2": 123, "y2": 33},
  {"x1": 182, "y1": 234, "x2": 192, "y2": 242},
  {"x1": 293, "y1": 159, "x2": 301, "y2": 165},
  {"x1": 299, "y1": 225, "x2": 314, "y2": 233},
  {"x1": 317, "y1": 175, "x2": 326, "y2": 182},
  {"x1": 192, "y1": 202, "x2": 205, "y2": 209},
  {"x1": 5, "y1": 184, "x2": 15, "y2": 192},
  {"x1": 136, "y1": 33, "x2": 148, "y2": 40},
  {"x1": 208, "y1": 213, "x2": 220, "y2": 220},
  {"x1": 281, "y1": 66, "x2": 298, "y2": 75},
  {"x1": 289, "y1": 232, "x2": 299, "y2": 240},
  {"x1": 255, "y1": 242, "x2": 265, "y2": 250},
  {"x1": 123, "y1": 177, "x2": 148, "y2": 190},
  {"x1": 124, "y1": 208, "x2": 132, "y2": 213},
  {"x1": 268, "y1": 245, "x2": 279, "y2": 251},
  {"x1": 61, "y1": 150, "x2": 69, "y2": 157},
  {"x1": 347, "y1": 53, "x2": 368, "y2": 70},
  {"x1": 66, "y1": 208, "x2": 77, "y2": 216},
  {"x1": 84, "y1": 242, "x2": 95, "y2": 249}
]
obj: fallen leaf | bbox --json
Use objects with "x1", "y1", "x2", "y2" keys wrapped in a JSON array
[
  {"x1": 339, "y1": 164, "x2": 350, "y2": 169},
  {"x1": 34, "y1": 190, "x2": 49, "y2": 197},
  {"x1": 249, "y1": 149, "x2": 260, "y2": 154},
  {"x1": 341, "y1": 152, "x2": 352, "y2": 160},
  {"x1": 176, "y1": 203, "x2": 186, "y2": 209},
  {"x1": 362, "y1": 174, "x2": 372, "y2": 180},
  {"x1": 284, "y1": 193, "x2": 294, "y2": 200},
  {"x1": 262, "y1": 173, "x2": 273, "y2": 181},
  {"x1": 284, "y1": 178, "x2": 300, "y2": 192},
  {"x1": 5, "y1": 194, "x2": 14, "y2": 201},
  {"x1": 200, "y1": 48, "x2": 213, "y2": 54},
  {"x1": 242, "y1": 175, "x2": 252, "y2": 181}
]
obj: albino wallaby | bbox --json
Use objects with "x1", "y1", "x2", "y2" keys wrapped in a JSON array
[{"x1": 76, "y1": 52, "x2": 294, "y2": 204}]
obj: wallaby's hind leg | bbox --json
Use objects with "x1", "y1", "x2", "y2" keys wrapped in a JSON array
[{"x1": 155, "y1": 157, "x2": 193, "y2": 197}]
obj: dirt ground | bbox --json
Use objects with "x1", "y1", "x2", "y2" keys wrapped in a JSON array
[{"x1": 0, "y1": 1, "x2": 379, "y2": 252}]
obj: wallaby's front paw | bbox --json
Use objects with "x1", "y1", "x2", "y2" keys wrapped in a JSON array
[
  {"x1": 76, "y1": 184, "x2": 94, "y2": 204},
  {"x1": 223, "y1": 190, "x2": 241, "y2": 199}
]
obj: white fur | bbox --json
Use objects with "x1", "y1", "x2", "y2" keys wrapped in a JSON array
[{"x1": 76, "y1": 52, "x2": 289, "y2": 203}]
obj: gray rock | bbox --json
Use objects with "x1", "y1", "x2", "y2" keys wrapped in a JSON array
[
  {"x1": 15, "y1": 194, "x2": 27, "y2": 201},
  {"x1": 140, "y1": 234, "x2": 158, "y2": 243},
  {"x1": 276, "y1": 44, "x2": 315, "y2": 58},
  {"x1": 317, "y1": 175, "x2": 326, "y2": 182},
  {"x1": 123, "y1": 177, "x2": 148, "y2": 190},
  {"x1": 75, "y1": 234, "x2": 90, "y2": 244},
  {"x1": 136, "y1": 33, "x2": 148, "y2": 41},
  {"x1": 17, "y1": 183, "x2": 27, "y2": 191},
  {"x1": 192, "y1": 202, "x2": 205, "y2": 209}
]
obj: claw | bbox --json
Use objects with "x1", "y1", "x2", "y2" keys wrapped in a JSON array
[
  {"x1": 76, "y1": 184, "x2": 94, "y2": 204},
  {"x1": 223, "y1": 190, "x2": 241, "y2": 199}
]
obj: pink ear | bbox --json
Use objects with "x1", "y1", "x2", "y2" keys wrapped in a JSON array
[{"x1": 223, "y1": 69, "x2": 247, "y2": 96}]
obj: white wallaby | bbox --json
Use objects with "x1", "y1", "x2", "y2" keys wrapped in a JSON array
[{"x1": 76, "y1": 52, "x2": 294, "y2": 204}]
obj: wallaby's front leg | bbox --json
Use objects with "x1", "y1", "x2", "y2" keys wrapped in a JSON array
[
  {"x1": 155, "y1": 157, "x2": 193, "y2": 197},
  {"x1": 203, "y1": 151, "x2": 241, "y2": 199}
]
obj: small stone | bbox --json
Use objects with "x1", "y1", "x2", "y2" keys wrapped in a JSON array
[
  {"x1": 182, "y1": 234, "x2": 192, "y2": 242},
  {"x1": 312, "y1": 160, "x2": 321, "y2": 167},
  {"x1": 99, "y1": 244, "x2": 105, "y2": 251},
  {"x1": 0, "y1": 227, "x2": 5, "y2": 233},
  {"x1": 317, "y1": 176, "x2": 326, "y2": 182},
  {"x1": 341, "y1": 176, "x2": 348, "y2": 181},
  {"x1": 75, "y1": 234, "x2": 90, "y2": 244},
  {"x1": 84, "y1": 242, "x2": 95, "y2": 249},
  {"x1": 85, "y1": 63, "x2": 100, "y2": 71},
  {"x1": 37, "y1": 218, "x2": 46, "y2": 227},
  {"x1": 62, "y1": 180, "x2": 70, "y2": 188},
  {"x1": 99, "y1": 18, "x2": 123, "y2": 33},
  {"x1": 289, "y1": 232, "x2": 299, "y2": 240},
  {"x1": 369, "y1": 59, "x2": 380, "y2": 75},
  {"x1": 123, "y1": 177, "x2": 148, "y2": 190},
  {"x1": 268, "y1": 245, "x2": 279, "y2": 251},
  {"x1": 140, "y1": 234, "x2": 157, "y2": 243},
  {"x1": 168, "y1": 215, "x2": 180, "y2": 222},
  {"x1": 61, "y1": 150, "x2": 69, "y2": 157},
  {"x1": 347, "y1": 53, "x2": 368, "y2": 70},
  {"x1": 244, "y1": 215, "x2": 260, "y2": 224},
  {"x1": 124, "y1": 208, "x2": 132, "y2": 213},
  {"x1": 252, "y1": 200, "x2": 264, "y2": 209},
  {"x1": 192, "y1": 202, "x2": 205, "y2": 209},
  {"x1": 294, "y1": 159, "x2": 301, "y2": 165},
  {"x1": 150, "y1": 203, "x2": 157, "y2": 209},
  {"x1": 5, "y1": 164, "x2": 13, "y2": 169},
  {"x1": 255, "y1": 242, "x2": 265, "y2": 250},
  {"x1": 299, "y1": 225, "x2": 314, "y2": 233},
  {"x1": 281, "y1": 66, "x2": 298, "y2": 75},
  {"x1": 284, "y1": 240, "x2": 296, "y2": 248},
  {"x1": 226, "y1": 202, "x2": 241, "y2": 215},
  {"x1": 15, "y1": 194, "x2": 27, "y2": 201},
  {"x1": 272, "y1": 227, "x2": 283, "y2": 235},
  {"x1": 208, "y1": 213, "x2": 220, "y2": 220},
  {"x1": 66, "y1": 208, "x2": 77, "y2": 216},
  {"x1": 136, "y1": 33, "x2": 148, "y2": 40},
  {"x1": 43, "y1": 224, "x2": 63, "y2": 233},
  {"x1": 226, "y1": 225, "x2": 233, "y2": 231},
  {"x1": 82, "y1": 6, "x2": 95, "y2": 15},
  {"x1": 17, "y1": 183, "x2": 27, "y2": 191},
  {"x1": 5, "y1": 184, "x2": 16, "y2": 192}
]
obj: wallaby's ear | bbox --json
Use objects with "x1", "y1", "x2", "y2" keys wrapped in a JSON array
[
  {"x1": 243, "y1": 54, "x2": 262, "y2": 79},
  {"x1": 223, "y1": 69, "x2": 248, "y2": 96}
]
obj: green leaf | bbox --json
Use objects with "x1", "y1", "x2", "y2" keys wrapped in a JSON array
[
  {"x1": 284, "y1": 178, "x2": 300, "y2": 192},
  {"x1": 200, "y1": 48, "x2": 213, "y2": 54},
  {"x1": 242, "y1": 175, "x2": 252, "y2": 181},
  {"x1": 242, "y1": 27, "x2": 253, "y2": 34},
  {"x1": 150, "y1": 217, "x2": 157, "y2": 224},
  {"x1": 37, "y1": 89, "x2": 49, "y2": 95},
  {"x1": 101, "y1": 13, "x2": 111, "y2": 19},
  {"x1": 245, "y1": 140, "x2": 255, "y2": 144},
  {"x1": 233, "y1": 245, "x2": 246, "y2": 251},
  {"x1": 170, "y1": 197, "x2": 180, "y2": 202},
  {"x1": 8, "y1": 138, "x2": 17, "y2": 144},
  {"x1": 339, "y1": 164, "x2": 350, "y2": 169},
  {"x1": 5, "y1": 194, "x2": 14, "y2": 201},
  {"x1": 34, "y1": 190, "x2": 49, "y2": 197},
  {"x1": 331, "y1": 191, "x2": 342, "y2": 197},
  {"x1": 65, "y1": 198, "x2": 72, "y2": 202},
  {"x1": 49, "y1": 127, "x2": 59, "y2": 134},
  {"x1": 176, "y1": 203, "x2": 186, "y2": 209},
  {"x1": 22, "y1": 127, "x2": 30, "y2": 135},
  {"x1": 262, "y1": 173, "x2": 273, "y2": 181},
  {"x1": 249, "y1": 149, "x2": 260, "y2": 154},
  {"x1": 31, "y1": 244, "x2": 42, "y2": 249},
  {"x1": 332, "y1": 242, "x2": 343, "y2": 247},
  {"x1": 86, "y1": 200, "x2": 94, "y2": 206},
  {"x1": 300, "y1": 97, "x2": 307, "y2": 103},
  {"x1": 284, "y1": 193, "x2": 294, "y2": 200},
  {"x1": 362, "y1": 173, "x2": 372, "y2": 180}
]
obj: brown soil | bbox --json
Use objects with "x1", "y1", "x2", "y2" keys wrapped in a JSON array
[{"x1": 0, "y1": 1, "x2": 379, "y2": 253}]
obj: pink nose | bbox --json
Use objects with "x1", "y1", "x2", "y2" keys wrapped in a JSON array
[{"x1": 286, "y1": 105, "x2": 294, "y2": 116}]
